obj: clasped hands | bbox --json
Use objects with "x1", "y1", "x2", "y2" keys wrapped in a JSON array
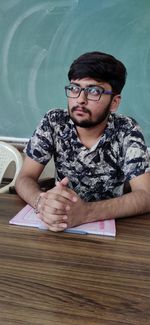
[{"x1": 38, "y1": 177, "x2": 87, "y2": 232}]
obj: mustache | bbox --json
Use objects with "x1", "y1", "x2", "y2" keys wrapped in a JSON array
[{"x1": 71, "y1": 105, "x2": 91, "y2": 114}]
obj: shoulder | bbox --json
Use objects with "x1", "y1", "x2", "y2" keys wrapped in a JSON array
[
  {"x1": 112, "y1": 113, "x2": 139, "y2": 129},
  {"x1": 35, "y1": 109, "x2": 70, "y2": 133},
  {"x1": 112, "y1": 113, "x2": 144, "y2": 138},
  {"x1": 44, "y1": 109, "x2": 69, "y2": 124}
]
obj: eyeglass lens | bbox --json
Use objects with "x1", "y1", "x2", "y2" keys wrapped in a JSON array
[{"x1": 65, "y1": 85, "x2": 104, "y2": 101}]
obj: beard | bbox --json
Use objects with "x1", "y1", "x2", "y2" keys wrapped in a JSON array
[{"x1": 68, "y1": 102, "x2": 112, "y2": 128}]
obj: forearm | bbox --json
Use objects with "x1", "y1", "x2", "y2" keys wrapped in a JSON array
[
  {"x1": 15, "y1": 176, "x2": 42, "y2": 208},
  {"x1": 85, "y1": 189, "x2": 150, "y2": 222}
]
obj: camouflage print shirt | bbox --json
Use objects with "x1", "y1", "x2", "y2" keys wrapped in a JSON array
[{"x1": 25, "y1": 109, "x2": 150, "y2": 202}]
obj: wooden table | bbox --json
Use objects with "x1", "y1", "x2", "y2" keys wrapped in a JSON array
[{"x1": 0, "y1": 194, "x2": 150, "y2": 325}]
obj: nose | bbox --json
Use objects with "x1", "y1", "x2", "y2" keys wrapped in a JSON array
[{"x1": 77, "y1": 89, "x2": 88, "y2": 104}]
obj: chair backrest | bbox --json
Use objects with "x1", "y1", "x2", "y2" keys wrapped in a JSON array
[
  {"x1": 148, "y1": 147, "x2": 150, "y2": 166},
  {"x1": 0, "y1": 141, "x2": 23, "y2": 193}
]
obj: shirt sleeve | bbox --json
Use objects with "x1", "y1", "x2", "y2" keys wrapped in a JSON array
[
  {"x1": 25, "y1": 111, "x2": 54, "y2": 165},
  {"x1": 122, "y1": 122, "x2": 150, "y2": 181}
]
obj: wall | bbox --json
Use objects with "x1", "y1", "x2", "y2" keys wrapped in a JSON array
[{"x1": 0, "y1": 0, "x2": 150, "y2": 144}]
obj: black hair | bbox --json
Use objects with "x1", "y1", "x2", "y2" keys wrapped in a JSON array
[{"x1": 68, "y1": 51, "x2": 127, "y2": 94}]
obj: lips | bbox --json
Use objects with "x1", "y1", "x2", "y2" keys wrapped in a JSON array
[
  {"x1": 75, "y1": 108, "x2": 85, "y2": 113},
  {"x1": 72, "y1": 106, "x2": 89, "y2": 114},
  {"x1": 74, "y1": 110, "x2": 88, "y2": 118}
]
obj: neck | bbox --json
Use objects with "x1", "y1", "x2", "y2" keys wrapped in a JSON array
[{"x1": 76, "y1": 120, "x2": 108, "y2": 149}]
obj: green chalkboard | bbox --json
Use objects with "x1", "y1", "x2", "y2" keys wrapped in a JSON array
[{"x1": 0, "y1": 0, "x2": 150, "y2": 145}]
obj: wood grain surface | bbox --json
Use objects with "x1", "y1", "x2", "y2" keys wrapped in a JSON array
[{"x1": 0, "y1": 194, "x2": 150, "y2": 325}]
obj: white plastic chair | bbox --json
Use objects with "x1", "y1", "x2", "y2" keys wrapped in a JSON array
[
  {"x1": 0, "y1": 141, "x2": 23, "y2": 193},
  {"x1": 148, "y1": 148, "x2": 150, "y2": 166}
]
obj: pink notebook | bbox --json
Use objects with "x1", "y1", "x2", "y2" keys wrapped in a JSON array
[{"x1": 9, "y1": 204, "x2": 116, "y2": 237}]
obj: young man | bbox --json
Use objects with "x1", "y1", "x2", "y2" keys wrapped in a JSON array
[{"x1": 15, "y1": 51, "x2": 150, "y2": 232}]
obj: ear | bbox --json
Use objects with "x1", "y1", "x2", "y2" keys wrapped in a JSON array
[{"x1": 110, "y1": 94, "x2": 121, "y2": 113}]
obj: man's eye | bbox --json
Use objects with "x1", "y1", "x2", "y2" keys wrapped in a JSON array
[
  {"x1": 88, "y1": 87, "x2": 100, "y2": 95},
  {"x1": 70, "y1": 86, "x2": 79, "y2": 93}
]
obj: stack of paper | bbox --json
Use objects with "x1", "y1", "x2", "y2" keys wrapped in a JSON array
[{"x1": 9, "y1": 204, "x2": 116, "y2": 237}]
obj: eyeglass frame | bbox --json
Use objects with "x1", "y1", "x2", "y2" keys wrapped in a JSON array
[{"x1": 65, "y1": 83, "x2": 114, "y2": 101}]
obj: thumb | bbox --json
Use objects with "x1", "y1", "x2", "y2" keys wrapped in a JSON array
[{"x1": 56, "y1": 177, "x2": 69, "y2": 188}]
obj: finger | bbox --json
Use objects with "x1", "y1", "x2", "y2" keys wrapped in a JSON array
[
  {"x1": 41, "y1": 194, "x2": 71, "y2": 212},
  {"x1": 46, "y1": 187, "x2": 77, "y2": 203},
  {"x1": 56, "y1": 177, "x2": 69, "y2": 187},
  {"x1": 48, "y1": 222, "x2": 68, "y2": 232},
  {"x1": 41, "y1": 217, "x2": 68, "y2": 232},
  {"x1": 39, "y1": 211, "x2": 68, "y2": 224}
]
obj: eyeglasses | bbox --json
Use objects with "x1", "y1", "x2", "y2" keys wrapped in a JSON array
[{"x1": 65, "y1": 84, "x2": 114, "y2": 101}]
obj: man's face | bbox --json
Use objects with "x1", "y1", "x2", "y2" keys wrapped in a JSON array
[{"x1": 67, "y1": 78, "x2": 118, "y2": 128}]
